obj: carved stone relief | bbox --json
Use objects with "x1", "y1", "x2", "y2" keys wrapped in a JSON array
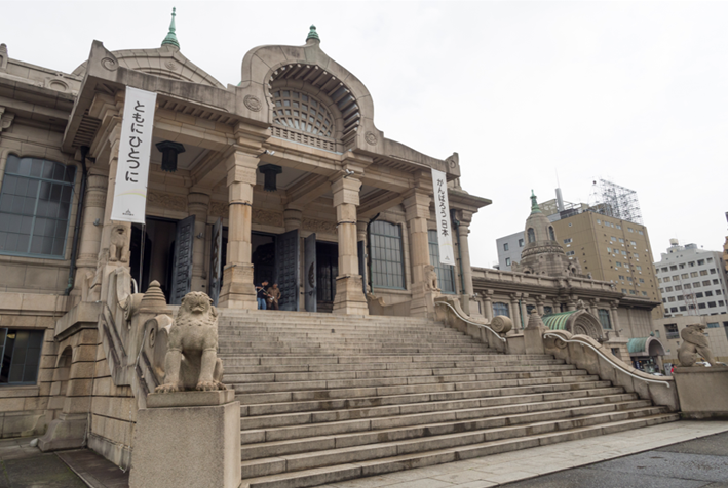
[{"x1": 147, "y1": 191, "x2": 187, "y2": 211}]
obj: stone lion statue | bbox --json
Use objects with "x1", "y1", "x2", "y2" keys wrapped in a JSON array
[
  {"x1": 425, "y1": 265, "x2": 439, "y2": 292},
  {"x1": 109, "y1": 225, "x2": 129, "y2": 262},
  {"x1": 678, "y1": 323, "x2": 714, "y2": 367},
  {"x1": 155, "y1": 291, "x2": 226, "y2": 393}
]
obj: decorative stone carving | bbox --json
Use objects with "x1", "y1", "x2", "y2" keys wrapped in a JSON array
[
  {"x1": 147, "y1": 191, "x2": 187, "y2": 211},
  {"x1": 0, "y1": 107, "x2": 14, "y2": 133},
  {"x1": 490, "y1": 315, "x2": 513, "y2": 334},
  {"x1": 0, "y1": 43, "x2": 8, "y2": 71},
  {"x1": 303, "y1": 218, "x2": 337, "y2": 234},
  {"x1": 155, "y1": 291, "x2": 226, "y2": 393},
  {"x1": 101, "y1": 57, "x2": 118, "y2": 71},
  {"x1": 252, "y1": 209, "x2": 283, "y2": 227},
  {"x1": 243, "y1": 95, "x2": 262, "y2": 112},
  {"x1": 109, "y1": 225, "x2": 129, "y2": 262},
  {"x1": 365, "y1": 131, "x2": 378, "y2": 146},
  {"x1": 425, "y1": 265, "x2": 440, "y2": 292},
  {"x1": 678, "y1": 323, "x2": 715, "y2": 367},
  {"x1": 208, "y1": 200, "x2": 228, "y2": 217},
  {"x1": 164, "y1": 59, "x2": 178, "y2": 71}
]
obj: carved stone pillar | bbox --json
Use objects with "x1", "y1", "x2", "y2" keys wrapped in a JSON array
[
  {"x1": 455, "y1": 210, "x2": 474, "y2": 314},
  {"x1": 283, "y1": 208, "x2": 303, "y2": 232},
  {"x1": 567, "y1": 295, "x2": 578, "y2": 312},
  {"x1": 218, "y1": 150, "x2": 258, "y2": 310},
  {"x1": 483, "y1": 289, "x2": 494, "y2": 321},
  {"x1": 536, "y1": 295, "x2": 545, "y2": 316},
  {"x1": 188, "y1": 193, "x2": 210, "y2": 294},
  {"x1": 404, "y1": 189, "x2": 436, "y2": 317},
  {"x1": 73, "y1": 169, "x2": 108, "y2": 298},
  {"x1": 331, "y1": 174, "x2": 368, "y2": 315},
  {"x1": 510, "y1": 293, "x2": 522, "y2": 331},
  {"x1": 520, "y1": 294, "x2": 529, "y2": 327},
  {"x1": 99, "y1": 122, "x2": 131, "y2": 269},
  {"x1": 610, "y1": 300, "x2": 621, "y2": 336}
]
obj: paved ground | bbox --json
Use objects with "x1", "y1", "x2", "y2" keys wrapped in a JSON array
[
  {"x1": 317, "y1": 420, "x2": 728, "y2": 488},
  {"x1": 0, "y1": 437, "x2": 86, "y2": 488},
  {"x1": 1, "y1": 420, "x2": 727, "y2": 487}
]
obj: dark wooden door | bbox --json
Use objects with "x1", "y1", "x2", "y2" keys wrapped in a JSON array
[
  {"x1": 275, "y1": 230, "x2": 299, "y2": 311},
  {"x1": 170, "y1": 215, "x2": 195, "y2": 304}
]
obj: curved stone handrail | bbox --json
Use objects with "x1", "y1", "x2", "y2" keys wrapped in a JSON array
[
  {"x1": 543, "y1": 331, "x2": 670, "y2": 388},
  {"x1": 435, "y1": 300, "x2": 506, "y2": 342}
]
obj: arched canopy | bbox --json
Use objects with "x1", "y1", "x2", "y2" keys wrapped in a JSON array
[
  {"x1": 542, "y1": 310, "x2": 603, "y2": 340},
  {"x1": 628, "y1": 336, "x2": 666, "y2": 357}
]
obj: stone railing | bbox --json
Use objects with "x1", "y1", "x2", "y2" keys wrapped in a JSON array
[
  {"x1": 542, "y1": 329, "x2": 679, "y2": 411},
  {"x1": 434, "y1": 296, "x2": 510, "y2": 353}
]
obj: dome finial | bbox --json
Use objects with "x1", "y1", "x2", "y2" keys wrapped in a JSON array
[
  {"x1": 161, "y1": 7, "x2": 180, "y2": 50},
  {"x1": 530, "y1": 190, "x2": 541, "y2": 213},
  {"x1": 306, "y1": 25, "x2": 320, "y2": 42}
]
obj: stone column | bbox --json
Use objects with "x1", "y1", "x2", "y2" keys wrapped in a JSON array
[
  {"x1": 99, "y1": 123, "x2": 131, "y2": 267},
  {"x1": 536, "y1": 295, "x2": 545, "y2": 316},
  {"x1": 483, "y1": 290, "x2": 494, "y2": 320},
  {"x1": 188, "y1": 193, "x2": 210, "y2": 294},
  {"x1": 218, "y1": 150, "x2": 258, "y2": 310},
  {"x1": 610, "y1": 300, "x2": 621, "y2": 336},
  {"x1": 455, "y1": 210, "x2": 474, "y2": 314},
  {"x1": 567, "y1": 295, "x2": 578, "y2": 312},
  {"x1": 331, "y1": 174, "x2": 368, "y2": 315},
  {"x1": 404, "y1": 189, "x2": 436, "y2": 317},
  {"x1": 283, "y1": 208, "x2": 303, "y2": 232},
  {"x1": 520, "y1": 294, "x2": 529, "y2": 325},
  {"x1": 72, "y1": 169, "x2": 108, "y2": 299},
  {"x1": 510, "y1": 294, "x2": 522, "y2": 331}
]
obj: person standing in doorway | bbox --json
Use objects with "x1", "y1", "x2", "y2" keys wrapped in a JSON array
[
  {"x1": 256, "y1": 281, "x2": 269, "y2": 310},
  {"x1": 267, "y1": 283, "x2": 281, "y2": 311}
]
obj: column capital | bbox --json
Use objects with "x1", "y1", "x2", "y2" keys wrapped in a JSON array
[
  {"x1": 225, "y1": 148, "x2": 259, "y2": 187},
  {"x1": 403, "y1": 189, "x2": 431, "y2": 220},
  {"x1": 187, "y1": 192, "x2": 210, "y2": 209},
  {"x1": 331, "y1": 175, "x2": 360, "y2": 207}
]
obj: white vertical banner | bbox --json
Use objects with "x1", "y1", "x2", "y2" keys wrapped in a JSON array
[
  {"x1": 110, "y1": 86, "x2": 157, "y2": 223},
  {"x1": 431, "y1": 168, "x2": 456, "y2": 266}
]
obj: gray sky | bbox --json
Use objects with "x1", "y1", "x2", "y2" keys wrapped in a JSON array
[{"x1": 2, "y1": 1, "x2": 727, "y2": 267}]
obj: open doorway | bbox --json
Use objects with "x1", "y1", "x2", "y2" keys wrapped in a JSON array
[
  {"x1": 130, "y1": 216, "x2": 195, "y2": 303},
  {"x1": 316, "y1": 241, "x2": 338, "y2": 313}
]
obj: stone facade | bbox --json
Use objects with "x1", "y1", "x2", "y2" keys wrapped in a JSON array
[{"x1": 0, "y1": 19, "x2": 490, "y2": 465}]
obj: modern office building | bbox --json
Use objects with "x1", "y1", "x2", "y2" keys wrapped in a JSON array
[
  {"x1": 496, "y1": 189, "x2": 662, "y2": 312},
  {"x1": 655, "y1": 239, "x2": 728, "y2": 317}
]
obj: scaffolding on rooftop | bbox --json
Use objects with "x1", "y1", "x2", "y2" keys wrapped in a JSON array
[{"x1": 589, "y1": 178, "x2": 643, "y2": 225}]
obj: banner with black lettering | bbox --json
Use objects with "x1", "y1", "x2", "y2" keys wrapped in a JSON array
[
  {"x1": 110, "y1": 86, "x2": 157, "y2": 223},
  {"x1": 431, "y1": 168, "x2": 456, "y2": 266}
]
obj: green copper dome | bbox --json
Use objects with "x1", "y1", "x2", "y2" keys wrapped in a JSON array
[{"x1": 161, "y1": 7, "x2": 180, "y2": 49}]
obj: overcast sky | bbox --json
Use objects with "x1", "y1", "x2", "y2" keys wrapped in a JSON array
[{"x1": 2, "y1": 1, "x2": 726, "y2": 268}]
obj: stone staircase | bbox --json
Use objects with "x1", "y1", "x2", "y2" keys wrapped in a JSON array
[{"x1": 218, "y1": 311, "x2": 678, "y2": 488}]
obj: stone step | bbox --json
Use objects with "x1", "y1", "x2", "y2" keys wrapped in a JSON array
[
  {"x1": 229, "y1": 369, "x2": 588, "y2": 391},
  {"x1": 219, "y1": 335, "x2": 482, "y2": 344},
  {"x1": 225, "y1": 363, "x2": 578, "y2": 383},
  {"x1": 221, "y1": 354, "x2": 550, "y2": 366},
  {"x1": 238, "y1": 385, "x2": 628, "y2": 418},
  {"x1": 238, "y1": 391, "x2": 641, "y2": 433},
  {"x1": 224, "y1": 361, "x2": 572, "y2": 375},
  {"x1": 230, "y1": 370, "x2": 600, "y2": 395},
  {"x1": 220, "y1": 347, "x2": 496, "y2": 355},
  {"x1": 234, "y1": 378, "x2": 613, "y2": 406},
  {"x1": 239, "y1": 400, "x2": 654, "y2": 461},
  {"x1": 239, "y1": 411, "x2": 678, "y2": 485},
  {"x1": 220, "y1": 342, "x2": 487, "y2": 351}
]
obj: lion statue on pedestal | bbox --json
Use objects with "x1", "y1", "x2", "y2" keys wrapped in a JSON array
[
  {"x1": 155, "y1": 291, "x2": 226, "y2": 393},
  {"x1": 678, "y1": 323, "x2": 715, "y2": 367}
]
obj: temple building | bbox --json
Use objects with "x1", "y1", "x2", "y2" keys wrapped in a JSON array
[
  {"x1": 0, "y1": 15, "x2": 489, "y2": 447},
  {"x1": 470, "y1": 193, "x2": 668, "y2": 373}
]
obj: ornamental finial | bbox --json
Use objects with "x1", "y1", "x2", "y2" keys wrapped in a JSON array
[
  {"x1": 161, "y1": 7, "x2": 180, "y2": 50},
  {"x1": 306, "y1": 25, "x2": 320, "y2": 42}
]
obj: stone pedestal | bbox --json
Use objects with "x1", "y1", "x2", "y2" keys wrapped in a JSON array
[
  {"x1": 673, "y1": 365, "x2": 728, "y2": 419},
  {"x1": 523, "y1": 312, "x2": 547, "y2": 355},
  {"x1": 129, "y1": 390, "x2": 240, "y2": 488}
]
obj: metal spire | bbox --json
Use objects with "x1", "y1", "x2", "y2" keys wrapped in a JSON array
[
  {"x1": 530, "y1": 190, "x2": 541, "y2": 213},
  {"x1": 306, "y1": 25, "x2": 320, "y2": 42},
  {"x1": 161, "y1": 7, "x2": 180, "y2": 49}
]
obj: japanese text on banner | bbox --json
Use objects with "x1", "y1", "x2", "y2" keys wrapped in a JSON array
[
  {"x1": 110, "y1": 86, "x2": 157, "y2": 223},
  {"x1": 431, "y1": 168, "x2": 455, "y2": 266}
]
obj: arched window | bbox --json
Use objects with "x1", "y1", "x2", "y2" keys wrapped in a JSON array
[
  {"x1": 527, "y1": 228, "x2": 535, "y2": 243},
  {"x1": 271, "y1": 89, "x2": 334, "y2": 138},
  {"x1": 0, "y1": 155, "x2": 76, "y2": 258},
  {"x1": 493, "y1": 301, "x2": 509, "y2": 317},
  {"x1": 548, "y1": 226, "x2": 555, "y2": 241},
  {"x1": 543, "y1": 306, "x2": 553, "y2": 315},
  {"x1": 370, "y1": 221, "x2": 405, "y2": 289},
  {"x1": 428, "y1": 230, "x2": 455, "y2": 293}
]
